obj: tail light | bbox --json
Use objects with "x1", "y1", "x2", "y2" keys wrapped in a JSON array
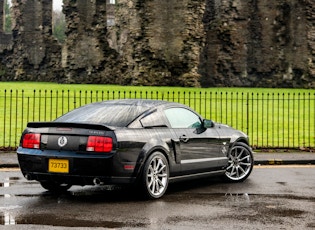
[
  {"x1": 86, "y1": 136, "x2": 113, "y2": 153},
  {"x1": 22, "y1": 133, "x2": 41, "y2": 149}
]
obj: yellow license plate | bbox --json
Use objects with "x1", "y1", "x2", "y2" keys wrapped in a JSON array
[{"x1": 48, "y1": 159, "x2": 69, "y2": 173}]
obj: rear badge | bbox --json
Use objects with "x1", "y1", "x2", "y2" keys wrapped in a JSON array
[{"x1": 58, "y1": 136, "x2": 68, "y2": 147}]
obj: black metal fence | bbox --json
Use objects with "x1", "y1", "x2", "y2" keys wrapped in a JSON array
[{"x1": 1, "y1": 89, "x2": 314, "y2": 149}]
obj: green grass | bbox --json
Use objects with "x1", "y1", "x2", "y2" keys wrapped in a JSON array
[
  {"x1": 1, "y1": 81, "x2": 314, "y2": 92},
  {"x1": 1, "y1": 82, "x2": 314, "y2": 149}
]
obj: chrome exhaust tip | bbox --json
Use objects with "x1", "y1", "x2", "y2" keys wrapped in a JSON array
[
  {"x1": 25, "y1": 174, "x2": 32, "y2": 180},
  {"x1": 93, "y1": 178, "x2": 101, "y2": 186}
]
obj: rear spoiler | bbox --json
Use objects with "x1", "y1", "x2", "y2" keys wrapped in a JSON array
[{"x1": 27, "y1": 122, "x2": 114, "y2": 131}]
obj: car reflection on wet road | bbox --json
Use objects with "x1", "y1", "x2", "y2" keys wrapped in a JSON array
[{"x1": 1, "y1": 166, "x2": 315, "y2": 229}]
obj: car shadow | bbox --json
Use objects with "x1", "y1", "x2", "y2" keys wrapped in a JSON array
[
  {"x1": 167, "y1": 177, "x2": 224, "y2": 194},
  {"x1": 39, "y1": 177, "x2": 227, "y2": 202}
]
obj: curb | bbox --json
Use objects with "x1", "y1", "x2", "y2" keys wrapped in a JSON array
[
  {"x1": 0, "y1": 164, "x2": 19, "y2": 168},
  {"x1": 254, "y1": 159, "x2": 315, "y2": 165}
]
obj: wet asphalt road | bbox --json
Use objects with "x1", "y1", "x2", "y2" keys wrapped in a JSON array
[{"x1": 0, "y1": 165, "x2": 315, "y2": 229}]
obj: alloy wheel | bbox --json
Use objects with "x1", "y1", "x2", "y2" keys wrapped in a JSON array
[
  {"x1": 225, "y1": 143, "x2": 253, "y2": 182},
  {"x1": 144, "y1": 152, "x2": 169, "y2": 199}
]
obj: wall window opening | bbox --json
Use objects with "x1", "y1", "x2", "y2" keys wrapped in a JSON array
[
  {"x1": 52, "y1": 0, "x2": 66, "y2": 43},
  {"x1": 3, "y1": 0, "x2": 12, "y2": 33}
]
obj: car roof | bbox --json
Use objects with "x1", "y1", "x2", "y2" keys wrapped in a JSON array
[
  {"x1": 94, "y1": 99, "x2": 186, "y2": 110},
  {"x1": 54, "y1": 99, "x2": 186, "y2": 128},
  {"x1": 100, "y1": 99, "x2": 171, "y2": 107}
]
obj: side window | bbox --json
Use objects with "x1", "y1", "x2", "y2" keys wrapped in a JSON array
[
  {"x1": 139, "y1": 110, "x2": 167, "y2": 128},
  {"x1": 165, "y1": 108, "x2": 201, "y2": 128}
]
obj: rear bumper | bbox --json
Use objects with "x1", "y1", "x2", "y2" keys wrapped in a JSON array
[
  {"x1": 21, "y1": 172, "x2": 136, "y2": 186},
  {"x1": 17, "y1": 148, "x2": 137, "y2": 186}
]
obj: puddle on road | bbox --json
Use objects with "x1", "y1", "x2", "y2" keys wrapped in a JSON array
[
  {"x1": 0, "y1": 177, "x2": 21, "y2": 188},
  {"x1": 0, "y1": 192, "x2": 310, "y2": 228},
  {"x1": 224, "y1": 193, "x2": 251, "y2": 204},
  {"x1": 1, "y1": 184, "x2": 145, "y2": 227},
  {"x1": 0, "y1": 206, "x2": 22, "y2": 226},
  {"x1": 1, "y1": 179, "x2": 311, "y2": 228},
  {"x1": 276, "y1": 181, "x2": 287, "y2": 186},
  {"x1": 0, "y1": 213, "x2": 147, "y2": 228},
  {"x1": 262, "y1": 206, "x2": 305, "y2": 217},
  {"x1": 0, "y1": 212, "x2": 16, "y2": 225},
  {"x1": 0, "y1": 182, "x2": 9, "y2": 188}
]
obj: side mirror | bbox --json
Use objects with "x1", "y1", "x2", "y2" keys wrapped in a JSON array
[{"x1": 203, "y1": 119, "x2": 214, "y2": 128}]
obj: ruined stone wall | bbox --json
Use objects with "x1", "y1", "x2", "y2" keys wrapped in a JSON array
[
  {"x1": 0, "y1": 1, "x2": 13, "y2": 54},
  {"x1": 62, "y1": 0, "x2": 119, "y2": 83},
  {"x1": 3, "y1": 0, "x2": 61, "y2": 81},
  {"x1": 0, "y1": 33, "x2": 12, "y2": 52},
  {"x1": 0, "y1": 0, "x2": 13, "y2": 76},
  {"x1": 306, "y1": 0, "x2": 315, "y2": 79},
  {"x1": 1, "y1": 0, "x2": 315, "y2": 88},
  {"x1": 61, "y1": 0, "x2": 205, "y2": 86},
  {"x1": 201, "y1": 0, "x2": 315, "y2": 87},
  {"x1": 114, "y1": 0, "x2": 205, "y2": 86}
]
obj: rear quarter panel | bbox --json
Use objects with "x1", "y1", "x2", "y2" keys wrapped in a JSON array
[{"x1": 114, "y1": 128, "x2": 179, "y2": 175}]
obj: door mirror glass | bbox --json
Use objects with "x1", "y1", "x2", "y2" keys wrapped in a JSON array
[{"x1": 203, "y1": 119, "x2": 214, "y2": 128}]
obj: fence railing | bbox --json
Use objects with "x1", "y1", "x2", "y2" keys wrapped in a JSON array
[{"x1": 1, "y1": 89, "x2": 314, "y2": 149}]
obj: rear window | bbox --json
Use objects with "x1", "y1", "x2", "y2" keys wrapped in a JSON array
[{"x1": 55, "y1": 102, "x2": 150, "y2": 127}]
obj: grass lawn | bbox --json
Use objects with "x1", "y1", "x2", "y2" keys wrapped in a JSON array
[
  {"x1": 1, "y1": 82, "x2": 314, "y2": 149},
  {"x1": 1, "y1": 81, "x2": 313, "y2": 93}
]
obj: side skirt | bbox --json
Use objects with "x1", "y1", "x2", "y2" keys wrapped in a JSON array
[{"x1": 169, "y1": 169, "x2": 226, "y2": 183}]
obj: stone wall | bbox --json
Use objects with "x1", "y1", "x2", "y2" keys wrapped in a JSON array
[
  {"x1": 0, "y1": 33, "x2": 12, "y2": 52},
  {"x1": 62, "y1": 0, "x2": 113, "y2": 83},
  {"x1": 0, "y1": 0, "x2": 12, "y2": 76},
  {"x1": 0, "y1": 0, "x2": 315, "y2": 88},
  {"x1": 113, "y1": 0, "x2": 205, "y2": 86},
  {"x1": 1, "y1": 0, "x2": 61, "y2": 81},
  {"x1": 201, "y1": 0, "x2": 315, "y2": 87}
]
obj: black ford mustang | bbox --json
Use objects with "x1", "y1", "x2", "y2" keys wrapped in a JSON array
[{"x1": 17, "y1": 99, "x2": 254, "y2": 199}]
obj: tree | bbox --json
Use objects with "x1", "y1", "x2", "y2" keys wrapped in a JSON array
[
  {"x1": 53, "y1": 11, "x2": 66, "y2": 43},
  {"x1": 4, "y1": 1, "x2": 12, "y2": 33}
]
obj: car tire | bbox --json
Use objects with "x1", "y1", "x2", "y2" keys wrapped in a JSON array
[
  {"x1": 141, "y1": 152, "x2": 169, "y2": 199},
  {"x1": 40, "y1": 181, "x2": 72, "y2": 193},
  {"x1": 224, "y1": 142, "x2": 254, "y2": 182}
]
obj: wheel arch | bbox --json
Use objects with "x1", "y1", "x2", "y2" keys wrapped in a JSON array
[
  {"x1": 134, "y1": 140, "x2": 173, "y2": 178},
  {"x1": 229, "y1": 137, "x2": 250, "y2": 148}
]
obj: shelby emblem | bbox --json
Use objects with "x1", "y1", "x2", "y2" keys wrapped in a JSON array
[{"x1": 57, "y1": 136, "x2": 68, "y2": 147}]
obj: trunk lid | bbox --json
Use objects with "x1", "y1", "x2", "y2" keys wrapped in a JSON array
[{"x1": 23, "y1": 122, "x2": 116, "y2": 152}]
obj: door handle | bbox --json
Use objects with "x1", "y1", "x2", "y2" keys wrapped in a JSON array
[{"x1": 179, "y1": 135, "x2": 189, "y2": 143}]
